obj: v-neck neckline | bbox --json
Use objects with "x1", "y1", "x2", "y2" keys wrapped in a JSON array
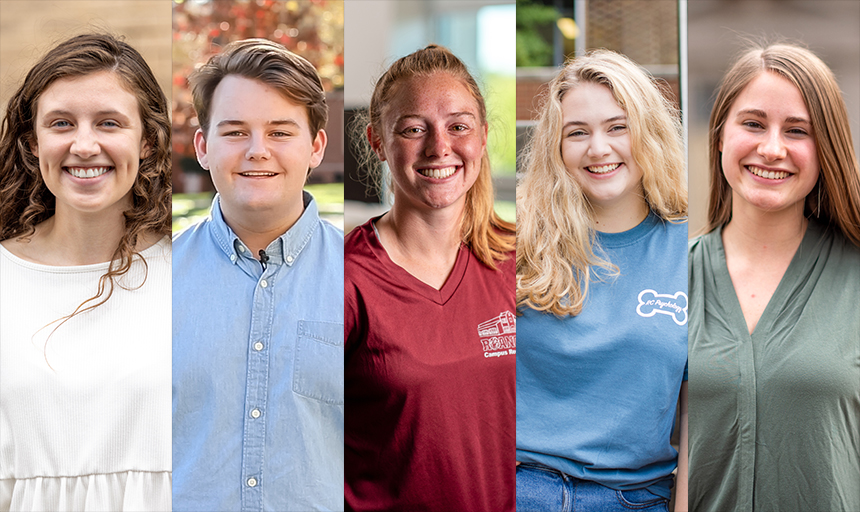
[
  {"x1": 366, "y1": 219, "x2": 469, "y2": 305},
  {"x1": 712, "y1": 220, "x2": 821, "y2": 340}
]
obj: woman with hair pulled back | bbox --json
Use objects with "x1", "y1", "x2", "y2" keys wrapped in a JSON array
[
  {"x1": 688, "y1": 43, "x2": 860, "y2": 511},
  {"x1": 516, "y1": 50, "x2": 688, "y2": 512},
  {"x1": 0, "y1": 33, "x2": 171, "y2": 510},
  {"x1": 344, "y1": 45, "x2": 516, "y2": 511}
]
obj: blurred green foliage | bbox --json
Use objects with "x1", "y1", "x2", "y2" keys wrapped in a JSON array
[
  {"x1": 172, "y1": 183, "x2": 344, "y2": 233},
  {"x1": 516, "y1": 0, "x2": 558, "y2": 67},
  {"x1": 485, "y1": 73, "x2": 517, "y2": 175}
]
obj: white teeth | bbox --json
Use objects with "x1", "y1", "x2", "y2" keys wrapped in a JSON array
[
  {"x1": 241, "y1": 172, "x2": 277, "y2": 176},
  {"x1": 417, "y1": 166, "x2": 457, "y2": 179},
  {"x1": 586, "y1": 163, "x2": 620, "y2": 174},
  {"x1": 747, "y1": 166, "x2": 789, "y2": 180},
  {"x1": 67, "y1": 167, "x2": 110, "y2": 179}
]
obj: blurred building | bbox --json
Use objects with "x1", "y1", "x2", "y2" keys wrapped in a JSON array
[{"x1": 516, "y1": 0, "x2": 680, "y2": 169}]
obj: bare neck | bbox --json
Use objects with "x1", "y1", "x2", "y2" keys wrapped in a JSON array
[
  {"x1": 379, "y1": 201, "x2": 463, "y2": 256},
  {"x1": 375, "y1": 201, "x2": 464, "y2": 289},
  {"x1": 591, "y1": 194, "x2": 650, "y2": 234},
  {"x1": 722, "y1": 201, "x2": 808, "y2": 260},
  {"x1": 3, "y1": 202, "x2": 134, "y2": 265}
]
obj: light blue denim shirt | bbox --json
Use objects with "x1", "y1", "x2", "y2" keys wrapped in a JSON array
[{"x1": 172, "y1": 192, "x2": 344, "y2": 512}]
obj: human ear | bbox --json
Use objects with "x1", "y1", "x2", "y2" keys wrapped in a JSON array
[
  {"x1": 309, "y1": 129, "x2": 328, "y2": 168},
  {"x1": 367, "y1": 124, "x2": 385, "y2": 161},
  {"x1": 193, "y1": 129, "x2": 210, "y2": 170},
  {"x1": 140, "y1": 138, "x2": 152, "y2": 160}
]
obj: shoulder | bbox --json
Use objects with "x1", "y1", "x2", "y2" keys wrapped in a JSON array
[
  {"x1": 172, "y1": 217, "x2": 208, "y2": 250},
  {"x1": 344, "y1": 219, "x2": 375, "y2": 261},
  {"x1": 312, "y1": 218, "x2": 345, "y2": 252},
  {"x1": 688, "y1": 228, "x2": 719, "y2": 255},
  {"x1": 171, "y1": 217, "x2": 218, "y2": 273},
  {"x1": 139, "y1": 236, "x2": 172, "y2": 267}
]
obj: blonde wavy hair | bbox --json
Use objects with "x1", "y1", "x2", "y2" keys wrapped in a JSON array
[
  {"x1": 517, "y1": 50, "x2": 687, "y2": 316},
  {"x1": 354, "y1": 44, "x2": 515, "y2": 269}
]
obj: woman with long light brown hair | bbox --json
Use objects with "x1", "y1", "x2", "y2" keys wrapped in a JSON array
[
  {"x1": 688, "y1": 43, "x2": 860, "y2": 511},
  {"x1": 0, "y1": 33, "x2": 171, "y2": 511}
]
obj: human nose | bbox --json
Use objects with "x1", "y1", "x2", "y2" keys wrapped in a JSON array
[
  {"x1": 757, "y1": 129, "x2": 787, "y2": 161},
  {"x1": 586, "y1": 132, "x2": 611, "y2": 158},
  {"x1": 70, "y1": 126, "x2": 101, "y2": 158},
  {"x1": 245, "y1": 132, "x2": 270, "y2": 160},
  {"x1": 424, "y1": 127, "x2": 451, "y2": 158}
]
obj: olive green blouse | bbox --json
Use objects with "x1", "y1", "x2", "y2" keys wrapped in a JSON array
[{"x1": 688, "y1": 220, "x2": 860, "y2": 512}]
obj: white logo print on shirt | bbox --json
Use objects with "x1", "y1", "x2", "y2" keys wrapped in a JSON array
[
  {"x1": 478, "y1": 311, "x2": 516, "y2": 358},
  {"x1": 636, "y1": 290, "x2": 688, "y2": 325}
]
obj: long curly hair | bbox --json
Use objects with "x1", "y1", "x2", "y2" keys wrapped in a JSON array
[
  {"x1": 517, "y1": 50, "x2": 687, "y2": 316},
  {"x1": 0, "y1": 33, "x2": 171, "y2": 318},
  {"x1": 707, "y1": 43, "x2": 860, "y2": 247},
  {"x1": 354, "y1": 44, "x2": 515, "y2": 269}
]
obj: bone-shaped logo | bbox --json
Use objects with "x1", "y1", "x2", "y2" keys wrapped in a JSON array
[{"x1": 636, "y1": 289, "x2": 688, "y2": 325}]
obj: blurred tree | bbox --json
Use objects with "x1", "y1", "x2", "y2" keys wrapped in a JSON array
[
  {"x1": 172, "y1": 0, "x2": 344, "y2": 192},
  {"x1": 516, "y1": 0, "x2": 558, "y2": 67}
]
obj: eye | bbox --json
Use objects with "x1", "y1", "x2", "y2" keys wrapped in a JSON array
[
  {"x1": 787, "y1": 127, "x2": 809, "y2": 136},
  {"x1": 100, "y1": 120, "x2": 121, "y2": 128},
  {"x1": 450, "y1": 124, "x2": 470, "y2": 132},
  {"x1": 49, "y1": 120, "x2": 71, "y2": 128},
  {"x1": 271, "y1": 131, "x2": 292, "y2": 138},
  {"x1": 400, "y1": 126, "x2": 425, "y2": 137},
  {"x1": 223, "y1": 130, "x2": 245, "y2": 137},
  {"x1": 742, "y1": 120, "x2": 764, "y2": 129},
  {"x1": 609, "y1": 124, "x2": 627, "y2": 133},
  {"x1": 566, "y1": 129, "x2": 586, "y2": 138}
]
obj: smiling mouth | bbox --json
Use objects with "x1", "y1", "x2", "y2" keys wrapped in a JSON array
[
  {"x1": 65, "y1": 166, "x2": 113, "y2": 179},
  {"x1": 585, "y1": 163, "x2": 621, "y2": 174},
  {"x1": 240, "y1": 171, "x2": 278, "y2": 177},
  {"x1": 417, "y1": 166, "x2": 458, "y2": 179},
  {"x1": 746, "y1": 165, "x2": 790, "y2": 180}
]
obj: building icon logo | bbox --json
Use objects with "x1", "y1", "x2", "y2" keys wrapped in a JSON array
[
  {"x1": 478, "y1": 311, "x2": 516, "y2": 337},
  {"x1": 478, "y1": 311, "x2": 516, "y2": 357}
]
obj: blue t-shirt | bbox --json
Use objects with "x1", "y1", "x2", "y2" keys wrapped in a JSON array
[{"x1": 516, "y1": 212, "x2": 688, "y2": 499}]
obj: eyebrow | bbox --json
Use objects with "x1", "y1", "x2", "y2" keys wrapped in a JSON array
[
  {"x1": 395, "y1": 112, "x2": 477, "y2": 123},
  {"x1": 41, "y1": 109, "x2": 130, "y2": 119},
  {"x1": 215, "y1": 119, "x2": 302, "y2": 128},
  {"x1": 562, "y1": 115, "x2": 627, "y2": 131},
  {"x1": 736, "y1": 108, "x2": 810, "y2": 125}
]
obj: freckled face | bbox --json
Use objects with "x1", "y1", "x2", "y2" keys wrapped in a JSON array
[
  {"x1": 560, "y1": 82, "x2": 645, "y2": 215},
  {"x1": 719, "y1": 71, "x2": 819, "y2": 215},
  {"x1": 32, "y1": 71, "x2": 148, "y2": 216},
  {"x1": 194, "y1": 75, "x2": 327, "y2": 224},
  {"x1": 370, "y1": 72, "x2": 487, "y2": 213}
]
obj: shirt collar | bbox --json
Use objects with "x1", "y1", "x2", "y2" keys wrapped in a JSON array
[{"x1": 208, "y1": 191, "x2": 321, "y2": 267}]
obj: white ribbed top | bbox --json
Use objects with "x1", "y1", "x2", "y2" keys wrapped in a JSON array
[{"x1": 0, "y1": 238, "x2": 171, "y2": 511}]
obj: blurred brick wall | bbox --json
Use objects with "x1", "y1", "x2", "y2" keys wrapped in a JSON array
[{"x1": 0, "y1": 0, "x2": 172, "y2": 109}]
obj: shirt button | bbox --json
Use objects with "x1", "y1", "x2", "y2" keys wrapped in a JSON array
[
  {"x1": 239, "y1": 246, "x2": 246, "y2": 253},
  {"x1": 254, "y1": 341, "x2": 264, "y2": 351},
  {"x1": 230, "y1": 254, "x2": 237, "y2": 262},
  {"x1": 250, "y1": 408, "x2": 261, "y2": 419},
  {"x1": 286, "y1": 255, "x2": 294, "y2": 263},
  {"x1": 260, "y1": 280, "x2": 268, "y2": 288},
  {"x1": 247, "y1": 477, "x2": 257, "y2": 487}
]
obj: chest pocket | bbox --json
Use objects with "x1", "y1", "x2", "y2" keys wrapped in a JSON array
[{"x1": 293, "y1": 320, "x2": 344, "y2": 404}]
